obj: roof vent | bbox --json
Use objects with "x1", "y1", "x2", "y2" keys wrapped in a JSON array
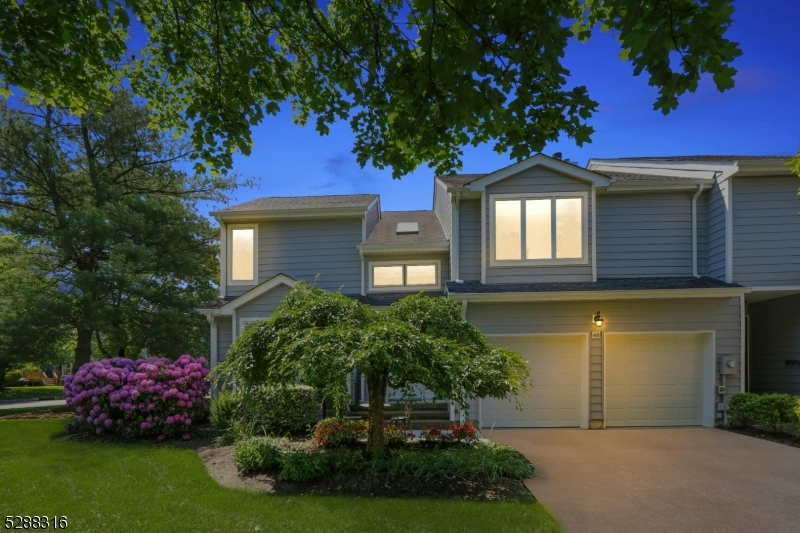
[
  {"x1": 552, "y1": 152, "x2": 563, "y2": 160},
  {"x1": 396, "y1": 222, "x2": 419, "y2": 234}
]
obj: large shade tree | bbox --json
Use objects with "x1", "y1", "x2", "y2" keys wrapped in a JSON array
[
  {"x1": 0, "y1": 90, "x2": 237, "y2": 369},
  {"x1": 218, "y1": 282, "x2": 530, "y2": 453},
  {"x1": 1, "y1": 1, "x2": 742, "y2": 176}
]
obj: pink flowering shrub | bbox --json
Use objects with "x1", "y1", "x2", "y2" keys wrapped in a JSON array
[{"x1": 64, "y1": 354, "x2": 209, "y2": 439}]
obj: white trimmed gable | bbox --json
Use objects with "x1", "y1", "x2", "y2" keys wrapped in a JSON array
[{"x1": 465, "y1": 154, "x2": 612, "y2": 191}]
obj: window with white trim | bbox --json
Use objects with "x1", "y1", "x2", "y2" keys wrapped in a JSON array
[
  {"x1": 370, "y1": 261, "x2": 439, "y2": 291},
  {"x1": 491, "y1": 194, "x2": 587, "y2": 265},
  {"x1": 228, "y1": 224, "x2": 258, "y2": 284}
]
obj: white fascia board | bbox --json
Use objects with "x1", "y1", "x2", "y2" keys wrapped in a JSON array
[
  {"x1": 447, "y1": 287, "x2": 750, "y2": 303},
  {"x1": 467, "y1": 154, "x2": 612, "y2": 191},
  {"x1": 210, "y1": 207, "x2": 369, "y2": 221},
  {"x1": 357, "y1": 243, "x2": 450, "y2": 254},
  {"x1": 734, "y1": 160, "x2": 794, "y2": 176},
  {"x1": 216, "y1": 274, "x2": 297, "y2": 314},
  {"x1": 598, "y1": 180, "x2": 714, "y2": 194},
  {"x1": 588, "y1": 159, "x2": 737, "y2": 174},
  {"x1": 199, "y1": 308, "x2": 221, "y2": 316}
]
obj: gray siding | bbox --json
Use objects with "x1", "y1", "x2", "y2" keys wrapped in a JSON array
[
  {"x1": 226, "y1": 218, "x2": 362, "y2": 298},
  {"x1": 217, "y1": 317, "x2": 233, "y2": 363},
  {"x1": 733, "y1": 176, "x2": 800, "y2": 286},
  {"x1": 365, "y1": 200, "x2": 380, "y2": 239},
  {"x1": 365, "y1": 252, "x2": 449, "y2": 293},
  {"x1": 485, "y1": 168, "x2": 593, "y2": 283},
  {"x1": 459, "y1": 199, "x2": 481, "y2": 281},
  {"x1": 707, "y1": 180, "x2": 728, "y2": 281},
  {"x1": 434, "y1": 179, "x2": 452, "y2": 239},
  {"x1": 748, "y1": 294, "x2": 800, "y2": 395},
  {"x1": 596, "y1": 192, "x2": 696, "y2": 278},
  {"x1": 466, "y1": 297, "x2": 741, "y2": 421},
  {"x1": 235, "y1": 284, "x2": 291, "y2": 336}
]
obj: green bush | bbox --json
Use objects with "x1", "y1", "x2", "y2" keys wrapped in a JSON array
[
  {"x1": 209, "y1": 390, "x2": 241, "y2": 431},
  {"x1": 728, "y1": 392, "x2": 799, "y2": 432},
  {"x1": 233, "y1": 436, "x2": 288, "y2": 474},
  {"x1": 727, "y1": 393, "x2": 757, "y2": 427},
  {"x1": 312, "y1": 418, "x2": 368, "y2": 448},
  {"x1": 4, "y1": 369, "x2": 23, "y2": 384},
  {"x1": 248, "y1": 384, "x2": 318, "y2": 436},
  {"x1": 277, "y1": 450, "x2": 331, "y2": 482},
  {"x1": 373, "y1": 442, "x2": 535, "y2": 482}
]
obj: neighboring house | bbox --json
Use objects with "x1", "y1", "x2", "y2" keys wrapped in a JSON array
[{"x1": 200, "y1": 153, "x2": 799, "y2": 429}]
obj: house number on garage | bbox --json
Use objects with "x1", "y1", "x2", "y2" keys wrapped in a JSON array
[{"x1": 591, "y1": 332, "x2": 601, "y2": 339}]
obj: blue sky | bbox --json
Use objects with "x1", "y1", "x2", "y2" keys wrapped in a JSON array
[{"x1": 154, "y1": 2, "x2": 800, "y2": 214}]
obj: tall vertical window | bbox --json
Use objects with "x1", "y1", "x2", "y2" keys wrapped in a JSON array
[
  {"x1": 229, "y1": 226, "x2": 257, "y2": 283},
  {"x1": 491, "y1": 194, "x2": 586, "y2": 264}
]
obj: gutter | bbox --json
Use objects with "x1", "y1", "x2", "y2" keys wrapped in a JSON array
[
  {"x1": 692, "y1": 184, "x2": 705, "y2": 278},
  {"x1": 446, "y1": 286, "x2": 750, "y2": 303}
]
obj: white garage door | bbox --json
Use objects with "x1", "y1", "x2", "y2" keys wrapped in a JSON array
[
  {"x1": 605, "y1": 333, "x2": 707, "y2": 427},
  {"x1": 481, "y1": 335, "x2": 584, "y2": 428}
]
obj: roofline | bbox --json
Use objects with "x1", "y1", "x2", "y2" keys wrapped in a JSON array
[
  {"x1": 466, "y1": 153, "x2": 612, "y2": 191},
  {"x1": 357, "y1": 243, "x2": 450, "y2": 254},
  {"x1": 200, "y1": 274, "x2": 297, "y2": 316},
  {"x1": 210, "y1": 206, "x2": 371, "y2": 221},
  {"x1": 597, "y1": 182, "x2": 711, "y2": 194},
  {"x1": 447, "y1": 286, "x2": 749, "y2": 303}
]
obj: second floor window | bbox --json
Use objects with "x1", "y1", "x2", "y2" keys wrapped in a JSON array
[
  {"x1": 370, "y1": 261, "x2": 439, "y2": 291},
  {"x1": 492, "y1": 194, "x2": 587, "y2": 265},
  {"x1": 229, "y1": 225, "x2": 257, "y2": 283}
]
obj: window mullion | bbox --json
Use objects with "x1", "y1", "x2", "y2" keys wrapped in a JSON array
[
  {"x1": 551, "y1": 198, "x2": 557, "y2": 259},
  {"x1": 402, "y1": 265, "x2": 407, "y2": 287},
  {"x1": 520, "y1": 198, "x2": 527, "y2": 261}
]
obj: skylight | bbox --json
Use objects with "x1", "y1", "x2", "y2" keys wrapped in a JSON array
[{"x1": 396, "y1": 222, "x2": 419, "y2": 234}]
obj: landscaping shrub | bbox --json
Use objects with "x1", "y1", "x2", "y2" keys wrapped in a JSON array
[
  {"x1": 249, "y1": 384, "x2": 318, "y2": 436},
  {"x1": 233, "y1": 436, "x2": 288, "y2": 473},
  {"x1": 382, "y1": 424, "x2": 409, "y2": 447},
  {"x1": 313, "y1": 418, "x2": 368, "y2": 448},
  {"x1": 374, "y1": 442, "x2": 535, "y2": 482},
  {"x1": 727, "y1": 393, "x2": 757, "y2": 427},
  {"x1": 63, "y1": 355, "x2": 209, "y2": 439},
  {"x1": 728, "y1": 392, "x2": 799, "y2": 432},
  {"x1": 209, "y1": 390, "x2": 241, "y2": 431},
  {"x1": 4, "y1": 369, "x2": 23, "y2": 385},
  {"x1": 278, "y1": 450, "x2": 331, "y2": 482},
  {"x1": 419, "y1": 422, "x2": 479, "y2": 445}
]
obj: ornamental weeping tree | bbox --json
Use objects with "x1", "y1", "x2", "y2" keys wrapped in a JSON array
[{"x1": 218, "y1": 282, "x2": 530, "y2": 454}]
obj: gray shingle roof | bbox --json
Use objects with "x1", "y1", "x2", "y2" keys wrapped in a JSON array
[
  {"x1": 204, "y1": 296, "x2": 236, "y2": 309},
  {"x1": 363, "y1": 210, "x2": 448, "y2": 245},
  {"x1": 436, "y1": 174, "x2": 488, "y2": 187},
  {"x1": 218, "y1": 194, "x2": 379, "y2": 212},
  {"x1": 597, "y1": 171, "x2": 714, "y2": 182},
  {"x1": 353, "y1": 291, "x2": 445, "y2": 306},
  {"x1": 446, "y1": 277, "x2": 743, "y2": 294},
  {"x1": 595, "y1": 155, "x2": 792, "y2": 163}
]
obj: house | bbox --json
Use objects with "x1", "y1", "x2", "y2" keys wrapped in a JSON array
[{"x1": 200, "y1": 153, "x2": 799, "y2": 429}]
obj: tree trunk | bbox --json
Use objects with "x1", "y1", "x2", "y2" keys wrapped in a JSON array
[
  {"x1": 366, "y1": 370, "x2": 388, "y2": 456},
  {"x1": 0, "y1": 363, "x2": 7, "y2": 391},
  {"x1": 74, "y1": 328, "x2": 93, "y2": 370}
]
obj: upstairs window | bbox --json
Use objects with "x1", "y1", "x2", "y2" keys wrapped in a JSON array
[
  {"x1": 228, "y1": 225, "x2": 258, "y2": 284},
  {"x1": 370, "y1": 261, "x2": 439, "y2": 291},
  {"x1": 491, "y1": 194, "x2": 587, "y2": 265}
]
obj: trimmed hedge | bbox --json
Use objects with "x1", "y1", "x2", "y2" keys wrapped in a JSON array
[
  {"x1": 4, "y1": 369, "x2": 23, "y2": 384},
  {"x1": 728, "y1": 392, "x2": 800, "y2": 432},
  {"x1": 249, "y1": 385, "x2": 318, "y2": 436}
]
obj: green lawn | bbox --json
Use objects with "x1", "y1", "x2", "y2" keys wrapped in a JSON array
[
  {"x1": 0, "y1": 386, "x2": 64, "y2": 401},
  {"x1": 0, "y1": 419, "x2": 564, "y2": 533}
]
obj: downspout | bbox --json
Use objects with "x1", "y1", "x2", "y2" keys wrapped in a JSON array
[{"x1": 691, "y1": 185, "x2": 704, "y2": 278}]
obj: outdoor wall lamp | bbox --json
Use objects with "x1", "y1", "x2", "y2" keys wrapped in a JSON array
[{"x1": 593, "y1": 311, "x2": 604, "y2": 328}]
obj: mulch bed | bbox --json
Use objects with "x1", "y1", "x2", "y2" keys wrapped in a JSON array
[
  {"x1": 197, "y1": 444, "x2": 535, "y2": 501},
  {"x1": 0, "y1": 407, "x2": 72, "y2": 420},
  {"x1": 720, "y1": 425, "x2": 800, "y2": 449}
]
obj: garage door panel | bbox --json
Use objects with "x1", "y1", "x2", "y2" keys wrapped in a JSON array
[
  {"x1": 481, "y1": 335, "x2": 583, "y2": 428},
  {"x1": 605, "y1": 333, "x2": 707, "y2": 427}
]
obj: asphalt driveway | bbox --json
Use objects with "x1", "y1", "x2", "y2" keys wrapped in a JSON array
[{"x1": 489, "y1": 427, "x2": 800, "y2": 533}]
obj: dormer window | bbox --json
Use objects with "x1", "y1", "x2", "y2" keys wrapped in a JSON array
[
  {"x1": 490, "y1": 193, "x2": 588, "y2": 266},
  {"x1": 228, "y1": 224, "x2": 258, "y2": 284},
  {"x1": 369, "y1": 260, "x2": 440, "y2": 291}
]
